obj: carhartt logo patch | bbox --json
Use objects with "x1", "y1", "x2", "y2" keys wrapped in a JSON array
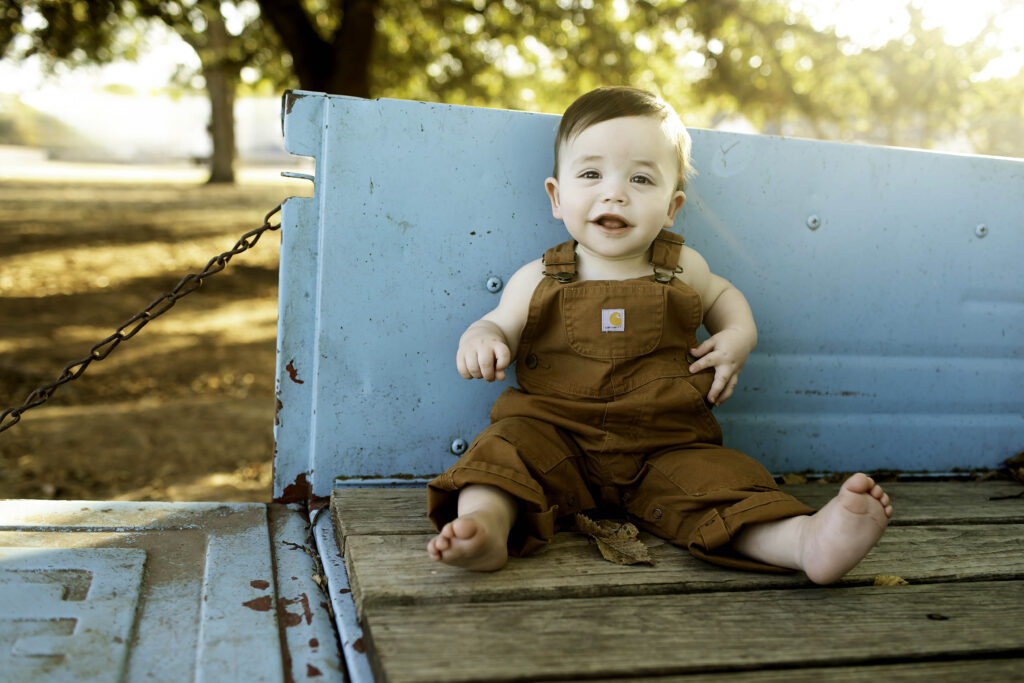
[{"x1": 602, "y1": 308, "x2": 625, "y2": 332}]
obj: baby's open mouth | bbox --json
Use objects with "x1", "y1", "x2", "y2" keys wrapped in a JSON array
[{"x1": 594, "y1": 215, "x2": 630, "y2": 230}]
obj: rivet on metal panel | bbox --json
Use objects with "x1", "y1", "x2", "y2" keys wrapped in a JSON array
[
  {"x1": 975, "y1": 224, "x2": 989, "y2": 238},
  {"x1": 806, "y1": 214, "x2": 821, "y2": 230},
  {"x1": 450, "y1": 438, "x2": 468, "y2": 455},
  {"x1": 486, "y1": 276, "x2": 503, "y2": 293}
]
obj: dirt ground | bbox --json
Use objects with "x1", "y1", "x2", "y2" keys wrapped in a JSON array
[{"x1": 0, "y1": 165, "x2": 312, "y2": 502}]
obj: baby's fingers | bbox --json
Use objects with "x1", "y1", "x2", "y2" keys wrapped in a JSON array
[
  {"x1": 458, "y1": 350, "x2": 481, "y2": 379},
  {"x1": 712, "y1": 373, "x2": 740, "y2": 405},
  {"x1": 689, "y1": 345, "x2": 715, "y2": 374},
  {"x1": 477, "y1": 345, "x2": 512, "y2": 382},
  {"x1": 493, "y1": 345, "x2": 511, "y2": 382},
  {"x1": 475, "y1": 348, "x2": 499, "y2": 381}
]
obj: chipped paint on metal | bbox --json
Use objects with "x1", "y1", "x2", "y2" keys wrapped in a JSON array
[
  {"x1": 312, "y1": 512, "x2": 373, "y2": 683},
  {"x1": 275, "y1": 472, "x2": 312, "y2": 505},
  {"x1": 243, "y1": 595, "x2": 274, "y2": 611},
  {"x1": 0, "y1": 501, "x2": 284, "y2": 680},
  {"x1": 285, "y1": 359, "x2": 305, "y2": 384},
  {"x1": 268, "y1": 503, "x2": 345, "y2": 682}
]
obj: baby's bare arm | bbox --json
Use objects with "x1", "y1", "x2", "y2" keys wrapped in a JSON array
[
  {"x1": 678, "y1": 247, "x2": 757, "y2": 404},
  {"x1": 456, "y1": 259, "x2": 543, "y2": 382}
]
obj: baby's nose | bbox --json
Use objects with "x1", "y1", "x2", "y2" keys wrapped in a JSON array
[{"x1": 601, "y1": 180, "x2": 628, "y2": 203}]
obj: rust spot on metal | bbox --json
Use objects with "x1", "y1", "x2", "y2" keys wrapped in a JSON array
[
  {"x1": 352, "y1": 638, "x2": 366, "y2": 653},
  {"x1": 285, "y1": 359, "x2": 304, "y2": 384},
  {"x1": 308, "y1": 495, "x2": 329, "y2": 512},
  {"x1": 251, "y1": 579, "x2": 270, "y2": 590},
  {"x1": 284, "y1": 90, "x2": 306, "y2": 115},
  {"x1": 275, "y1": 396, "x2": 283, "y2": 425},
  {"x1": 306, "y1": 664, "x2": 322, "y2": 677},
  {"x1": 309, "y1": 638, "x2": 319, "y2": 648},
  {"x1": 275, "y1": 471, "x2": 311, "y2": 504},
  {"x1": 243, "y1": 595, "x2": 273, "y2": 612},
  {"x1": 338, "y1": 588, "x2": 350, "y2": 594},
  {"x1": 279, "y1": 592, "x2": 313, "y2": 627}
]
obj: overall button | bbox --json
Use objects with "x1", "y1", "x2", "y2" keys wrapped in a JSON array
[
  {"x1": 651, "y1": 507, "x2": 663, "y2": 520},
  {"x1": 524, "y1": 353, "x2": 538, "y2": 369}
]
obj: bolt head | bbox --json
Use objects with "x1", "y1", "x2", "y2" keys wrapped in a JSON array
[
  {"x1": 450, "y1": 438, "x2": 468, "y2": 455},
  {"x1": 806, "y1": 214, "x2": 821, "y2": 230},
  {"x1": 975, "y1": 224, "x2": 989, "y2": 238},
  {"x1": 486, "y1": 276, "x2": 503, "y2": 293}
]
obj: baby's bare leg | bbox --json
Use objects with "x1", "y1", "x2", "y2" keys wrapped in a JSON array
[
  {"x1": 732, "y1": 473, "x2": 893, "y2": 584},
  {"x1": 426, "y1": 484, "x2": 517, "y2": 571}
]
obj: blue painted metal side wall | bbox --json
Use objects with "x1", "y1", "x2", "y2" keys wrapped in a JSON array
[{"x1": 275, "y1": 91, "x2": 1023, "y2": 498}]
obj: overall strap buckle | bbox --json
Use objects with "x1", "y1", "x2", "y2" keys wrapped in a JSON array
[
  {"x1": 650, "y1": 230, "x2": 685, "y2": 284},
  {"x1": 542, "y1": 239, "x2": 578, "y2": 284}
]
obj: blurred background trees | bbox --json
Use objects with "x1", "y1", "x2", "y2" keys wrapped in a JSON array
[{"x1": 2, "y1": 0, "x2": 1021, "y2": 183}]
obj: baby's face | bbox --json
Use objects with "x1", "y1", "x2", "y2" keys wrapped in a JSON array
[{"x1": 546, "y1": 115, "x2": 685, "y2": 264}]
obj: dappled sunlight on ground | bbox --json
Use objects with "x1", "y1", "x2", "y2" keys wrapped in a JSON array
[{"x1": 0, "y1": 165, "x2": 310, "y2": 502}]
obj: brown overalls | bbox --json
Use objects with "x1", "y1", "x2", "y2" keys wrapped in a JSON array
[{"x1": 428, "y1": 230, "x2": 814, "y2": 571}]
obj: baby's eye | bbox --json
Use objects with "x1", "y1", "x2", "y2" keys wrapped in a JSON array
[
  {"x1": 631, "y1": 174, "x2": 653, "y2": 185},
  {"x1": 578, "y1": 170, "x2": 600, "y2": 179}
]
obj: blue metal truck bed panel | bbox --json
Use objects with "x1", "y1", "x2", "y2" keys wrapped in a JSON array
[{"x1": 275, "y1": 91, "x2": 1023, "y2": 498}]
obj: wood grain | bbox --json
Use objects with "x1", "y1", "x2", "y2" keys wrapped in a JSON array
[
  {"x1": 331, "y1": 482, "x2": 1024, "y2": 682},
  {"x1": 363, "y1": 581, "x2": 1024, "y2": 683},
  {"x1": 331, "y1": 481, "x2": 1024, "y2": 540},
  {"x1": 343, "y1": 524, "x2": 1024, "y2": 617}
]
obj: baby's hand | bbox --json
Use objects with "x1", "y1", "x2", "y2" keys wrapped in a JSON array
[
  {"x1": 457, "y1": 324, "x2": 511, "y2": 382},
  {"x1": 688, "y1": 329, "x2": 752, "y2": 405}
]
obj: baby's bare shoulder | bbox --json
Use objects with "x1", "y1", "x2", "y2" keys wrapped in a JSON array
[
  {"x1": 676, "y1": 246, "x2": 731, "y2": 311},
  {"x1": 677, "y1": 245, "x2": 712, "y2": 286},
  {"x1": 482, "y1": 258, "x2": 544, "y2": 328},
  {"x1": 504, "y1": 258, "x2": 545, "y2": 294}
]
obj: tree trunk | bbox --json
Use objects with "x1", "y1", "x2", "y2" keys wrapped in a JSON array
[
  {"x1": 201, "y1": 6, "x2": 237, "y2": 184},
  {"x1": 256, "y1": 0, "x2": 378, "y2": 97},
  {"x1": 204, "y1": 65, "x2": 236, "y2": 184},
  {"x1": 327, "y1": 0, "x2": 378, "y2": 97}
]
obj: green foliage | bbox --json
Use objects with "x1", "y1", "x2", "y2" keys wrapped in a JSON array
[
  {"x1": 349, "y1": 0, "x2": 1022, "y2": 156},
  {"x1": 2, "y1": 0, "x2": 1021, "y2": 158},
  {"x1": 0, "y1": 0, "x2": 134, "y2": 67}
]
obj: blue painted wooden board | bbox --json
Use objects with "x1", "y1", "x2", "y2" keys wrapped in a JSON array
[{"x1": 275, "y1": 91, "x2": 1023, "y2": 498}]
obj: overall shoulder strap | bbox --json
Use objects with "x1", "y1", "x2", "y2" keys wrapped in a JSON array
[
  {"x1": 542, "y1": 238, "x2": 577, "y2": 284},
  {"x1": 650, "y1": 230, "x2": 685, "y2": 283}
]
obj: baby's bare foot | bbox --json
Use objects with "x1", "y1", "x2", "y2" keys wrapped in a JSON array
[
  {"x1": 427, "y1": 511, "x2": 509, "y2": 571},
  {"x1": 800, "y1": 473, "x2": 893, "y2": 584}
]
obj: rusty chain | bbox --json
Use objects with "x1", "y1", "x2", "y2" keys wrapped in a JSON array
[{"x1": 0, "y1": 204, "x2": 283, "y2": 434}]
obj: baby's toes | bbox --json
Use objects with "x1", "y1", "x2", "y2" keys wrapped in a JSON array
[
  {"x1": 451, "y1": 515, "x2": 480, "y2": 540},
  {"x1": 844, "y1": 472, "x2": 875, "y2": 494}
]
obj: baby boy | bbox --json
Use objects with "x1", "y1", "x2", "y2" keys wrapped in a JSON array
[{"x1": 426, "y1": 86, "x2": 892, "y2": 584}]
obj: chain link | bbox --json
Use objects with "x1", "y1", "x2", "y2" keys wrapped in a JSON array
[{"x1": 0, "y1": 204, "x2": 283, "y2": 434}]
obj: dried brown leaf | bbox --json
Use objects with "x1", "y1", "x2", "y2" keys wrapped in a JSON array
[
  {"x1": 781, "y1": 473, "x2": 808, "y2": 485},
  {"x1": 575, "y1": 513, "x2": 654, "y2": 566},
  {"x1": 873, "y1": 574, "x2": 909, "y2": 586},
  {"x1": 1004, "y1": 451, "x2": 1024, "y2": 484}
]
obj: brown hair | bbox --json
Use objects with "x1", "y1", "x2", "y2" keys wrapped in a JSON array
[{"x1": 552, "y1": 86, "x2": 695, "y2": 190}]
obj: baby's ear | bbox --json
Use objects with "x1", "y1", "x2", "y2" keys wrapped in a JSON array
[
  {"x1": 544, "y1": 177, "x2": 562, "y2": 220},
  {"x1": 664, "y1": 190, "x2": 686, "y2": 227}
]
